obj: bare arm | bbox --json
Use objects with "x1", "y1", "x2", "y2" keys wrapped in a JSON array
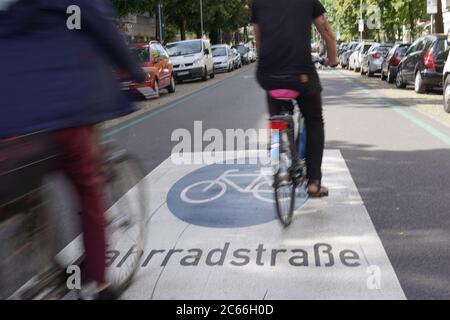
[
  {"x1": 313, "y1": 15, "x2": 338, "y2": 66},
  {"x1": 252, "y1": 23, "x2": 260, "y2": 55}
]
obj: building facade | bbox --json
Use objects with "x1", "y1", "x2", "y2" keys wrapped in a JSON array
[{"x1": 119, "y1": 13, "x2": 157, "y2": 44}]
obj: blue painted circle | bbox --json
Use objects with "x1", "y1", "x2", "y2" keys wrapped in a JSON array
[{"x1": 167, "y1": 162, "x2": 279, "y2": 228}]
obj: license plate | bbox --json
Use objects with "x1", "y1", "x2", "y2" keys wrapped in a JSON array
[{"x1": 177, "y1": 71, "x2": 189, "y2": 76}]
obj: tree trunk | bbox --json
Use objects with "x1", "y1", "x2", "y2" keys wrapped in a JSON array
[
  {"x1": 409, "y1": 1, "x2": 416, "y2": 39},
  {"x1": 180, "y1": 19, "x2": 186, "y2": 40},
  {"x1": 435, "y1": 1, "x2": 444, "y2": 34}
]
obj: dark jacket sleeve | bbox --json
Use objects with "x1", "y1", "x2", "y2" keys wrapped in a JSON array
[
  {"x1": 0, "y1": 1, "x2": 40, "y2": 36},
  {"x1": 38, "y1": 0, "x2": 146, "y2": 82}
]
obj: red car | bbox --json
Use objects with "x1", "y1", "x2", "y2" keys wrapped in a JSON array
[{"x1": 117, "y1": 41, "x2": 175, "y2": 99}]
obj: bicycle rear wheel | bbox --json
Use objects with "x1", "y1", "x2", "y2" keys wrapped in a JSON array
[
  {"x1": 103, "y1": 150, "x2": 148, "y2": 295},
  {"x1": 273, "y1": 129, "x2": 296, "y2": 227}
]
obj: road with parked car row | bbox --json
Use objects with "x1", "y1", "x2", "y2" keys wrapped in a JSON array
[{"x1": 77, "y1": 63, "x2": 450, "y2": 300}]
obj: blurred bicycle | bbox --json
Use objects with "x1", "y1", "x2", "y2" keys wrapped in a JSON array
[{"x1": 0, "y1": 133, "x2": 148, "y2": 300}]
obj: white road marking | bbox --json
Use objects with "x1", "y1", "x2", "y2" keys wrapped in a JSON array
[
  {"x1": 114, "y1": 150, "x2": 406, "y2": 300},
  {"x1": 56, "y1": 150, "x2": 405, "y2": 299}
]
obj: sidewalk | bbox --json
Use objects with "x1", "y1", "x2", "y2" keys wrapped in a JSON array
[{"x1": 338, "y1": 69, "x2": 450, "y2": 130}]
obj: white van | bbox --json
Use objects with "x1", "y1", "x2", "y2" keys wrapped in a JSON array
[
  {"x1": 212, "y1": 44, "x2": 234, "y2": 72},
  {"x1": 166, "y1": 39, "x2": 214, "y2": 82}
]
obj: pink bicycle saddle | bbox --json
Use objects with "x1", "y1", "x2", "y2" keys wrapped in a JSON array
[{"x1": 269, "y1": 89, "x2": 300, "y2": 100}]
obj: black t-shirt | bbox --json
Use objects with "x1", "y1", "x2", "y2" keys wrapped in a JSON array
[{"x1": 251, "y1": 0, "x2": 326, "y2": 75}]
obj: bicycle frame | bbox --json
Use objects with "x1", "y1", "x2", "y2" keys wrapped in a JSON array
[{"x1": 269, "y1": 100, "x2": 307, "y2": 171}]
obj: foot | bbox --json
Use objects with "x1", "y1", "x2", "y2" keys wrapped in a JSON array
[{"x1": 307, "y1": 180, "x2": 329, "y2": 198}]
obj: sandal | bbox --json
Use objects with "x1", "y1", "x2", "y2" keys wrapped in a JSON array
[{"x1": 307, "y1": 180, "x2": 329, "y2": 198}]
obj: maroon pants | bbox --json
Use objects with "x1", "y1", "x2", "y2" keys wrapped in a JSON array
[{"x1": 53, "y1": 126, "x2": 106, "y2": 284}]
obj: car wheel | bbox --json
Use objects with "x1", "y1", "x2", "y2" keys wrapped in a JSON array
[
  {"x1": 210, "y1": 71, "x2": 215, "y2": 79},
  {"x1": 395, "y1": 69, "x2": 407, "y2": 89},
  {"x1": 414, "y1": 71, "x2": 426, "y2": 93},
  {"x1": 444, "y1": 76, "x2": 450, "y2": 113},
  {"x1": 168, "y1": 75, "x2": 176, "y2": 93},
  {"x1": 202, "y1": 67, "x2": 208, "y2": 81}
]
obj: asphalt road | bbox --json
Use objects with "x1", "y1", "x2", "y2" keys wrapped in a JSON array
[{"x1": 65, "y1": 64, "x2": 450, "y2": 299}]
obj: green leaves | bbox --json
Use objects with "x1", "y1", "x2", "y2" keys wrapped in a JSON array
[
  {"x1": 322, "y1": 0, "x2": 428, "y2": 41},
  {"x1": 110, "y1": 0, "x2": 250, "y2": 43}
]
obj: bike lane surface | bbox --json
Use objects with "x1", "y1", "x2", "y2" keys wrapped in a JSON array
[
  {"x1": 60, "y1": 66, "x2": 450, "y2": 299},
  {"x1": 118, "y1": 150, "x2": 405, "y2": 299}
]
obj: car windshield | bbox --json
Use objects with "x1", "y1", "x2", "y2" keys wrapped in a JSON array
[
  {"x1": 130, "y1": 47, "x2": 149, "y2": 63},
  {"x1": 212, "y1": 47, "x2": 227, "y2": 57},
  {"x1": 234, "y1": 46, "x2": 247, "y2": 55},
  {"x1": 166, "y1": 41, "x2": 202, "y2": 57}
]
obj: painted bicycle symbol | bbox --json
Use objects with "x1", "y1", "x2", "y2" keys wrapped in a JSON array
[{"x1": 180, "y1": 169, "x2": 274, "y2": 204}]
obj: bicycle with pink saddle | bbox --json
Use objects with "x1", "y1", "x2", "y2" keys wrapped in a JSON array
[{"x1": 268, "y1": 89, "x2": 307, "y2": 227}]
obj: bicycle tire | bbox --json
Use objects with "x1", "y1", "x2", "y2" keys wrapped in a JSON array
[
  {"x1": 273, "y1": 129, "x2": 296, "y2": 227},
  {"x1": 102, "y1": 151, "x2": 148, "y2": 296}
]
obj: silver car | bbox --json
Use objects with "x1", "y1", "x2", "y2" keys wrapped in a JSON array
[
  {"x1": 350, "y1": 41, "x2": 375, "y2": 72},
  {"x1": 361, "y1": 43, "x2": 393, "y2": 77},
  {"x1": 340, "y1": 41, "x2": 359, "y2": 68}
]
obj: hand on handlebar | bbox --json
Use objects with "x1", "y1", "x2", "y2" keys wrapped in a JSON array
[{"x1": 322, "y1": 57, "x2": 339, "y2": 68}]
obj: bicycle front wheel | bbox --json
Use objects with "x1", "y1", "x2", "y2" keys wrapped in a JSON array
[{"x1": 103, "y1": 152, "x2": 148, "y2": 295}]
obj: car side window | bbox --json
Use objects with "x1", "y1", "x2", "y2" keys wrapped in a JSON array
[
  {"x1": 150, "y1": 44, "x2": 160, "y2": 64},
  {"x1": 407, "y1": 39, "x2": 420, "y2": 54},
  {"x1": 422, "y1": 38, "x2": 433, "y2": 51},
  {"x1": 416, "y1": 38, "x2": 428, "y2": 52},
  {"x1": 157, "y1": 44, "x2": 169, "y2": 60},
  {"x1": 435, "y1": 39, "x2": 450, "y2": 61}
]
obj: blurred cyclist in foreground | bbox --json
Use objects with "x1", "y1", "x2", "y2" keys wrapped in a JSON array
[
  {"x1": 0, "y1": 0, "x2": 145, "y2": 299},
  {"x1": 251, "y1": 0, "x2": 338, "y2": 198}
]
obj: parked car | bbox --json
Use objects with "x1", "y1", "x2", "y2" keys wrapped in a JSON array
[
  {"x1": 381, "y1": 43, "x2": 410, "y2": 83},
  {"x1": 338, "y1": 42, "x2": 349, "y2": 56},
  {"x1": 212, "y1": 44, "x2": 234, "y2": 73},
  {"x1": 166, "y1": 39, "x2": 214, "y2": 82},
  {"x1": 117, "y1": 41, "x2": 175, "y2": 99},
  {"x1": 231, "y1": 48, "x2": 242, "y2": 69},
  {"x1": 340, "y1": 41, "x2": 359, "y2": 68},
  {"x1": 395, "y1": 35, "x2": 449, "y2": 93},
  {"x1": 349, "y1": 41, "x2": 375, "y2": 72},
  {"x1": 248, "y1": 47, "x2": 257, "y2": 62},
  {"x1": 360, "y1": 43, "x2": 393, "y2": 77},
  {"x1": 442, "y1": 33, "x2": 450, "y2": 112},
  {"x1": 233, "y1": 44, "x2": 251, "y2": 64}
]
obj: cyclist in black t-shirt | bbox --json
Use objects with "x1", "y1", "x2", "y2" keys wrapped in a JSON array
[{"x1": 251, "y1": 0, "x2": 338, "y2": 198}]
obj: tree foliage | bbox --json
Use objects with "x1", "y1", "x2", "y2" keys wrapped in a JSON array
[
  {"x1": 110, "y1": 0, "x2": 250, "y2": 43},
  {"x1": 322, "y1": 0, "x2": 429, "y2": 42}
]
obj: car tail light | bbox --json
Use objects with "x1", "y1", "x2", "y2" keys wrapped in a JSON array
[
  {"x1": 269, "y1": 121, "x2": 288, "y2": 131},
  {"x1": 372, "y1": 53, "x2": 381, "y2": 59},
  {"x1": 424, "y1": 50, "x2": 436, "y2": 70},
  {"x1": 391, "y1": 54, "x2": 401, "y2": 66}
]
